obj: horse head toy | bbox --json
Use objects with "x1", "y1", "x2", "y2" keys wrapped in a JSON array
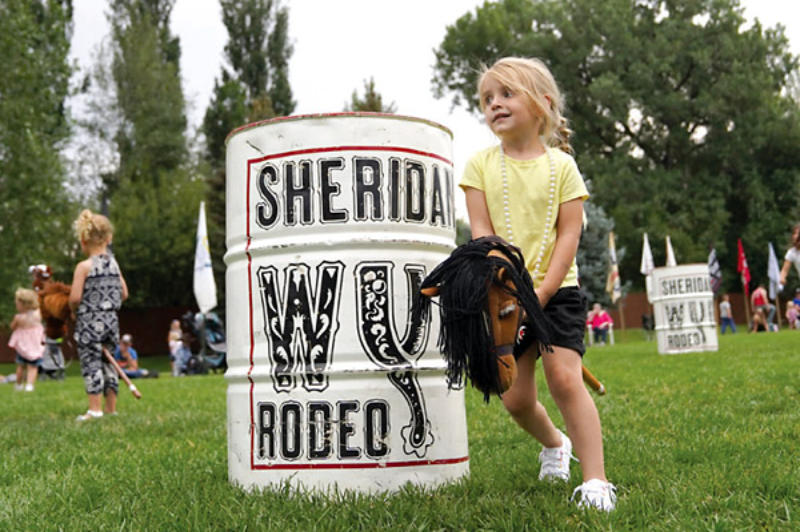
[{"x1": 416, "y1": 235, "x2": 606, "y2": 402}]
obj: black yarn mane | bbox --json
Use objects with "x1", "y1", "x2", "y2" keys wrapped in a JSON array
[{"x1": 415, "y1": 235, "x2": 552, "y2": 402}]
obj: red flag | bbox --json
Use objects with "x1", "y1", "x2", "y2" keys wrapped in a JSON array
[{"x1": 737, "y1": 238, "x2": 751, "y2": 298}]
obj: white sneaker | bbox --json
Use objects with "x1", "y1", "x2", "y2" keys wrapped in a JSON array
[
  {"x1": 571, "y1": 478, "x2": 617, "y2": 511},
  {"x1": 14, "y1": 384, "x2": 23, "y2": 391},
  {"x1": 538, "y1": 429, "x2": 575, "y2": 482},
  {"x1": 76, "y1": 410, "x2": 103, "y2": 422},
  {"x1": 24, "y1": 383, "x2": 34, "y2": 392}
]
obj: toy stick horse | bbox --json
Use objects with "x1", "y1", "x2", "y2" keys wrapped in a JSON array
[
  {"x1": 29, "y1": 264, "x2": 72, "y2": 340},
  {"x1": 416, "y1": 236, "x2": 605, "y2": 401}
]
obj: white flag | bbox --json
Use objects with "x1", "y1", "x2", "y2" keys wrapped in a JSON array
[
  {"x1": 666, "y1": 236, "x2": 677, "y2": 267},
  {"x1": 767, "y1": 242, "x2": 782, "y2": 300},
  {"x1": 606, "y1": 232, "x2": 622, "y2": 303},
  {"x1": 640, "y1": 232, "x2": 655, "y2": 275},
  {"x1": 193, "y1": 201, "x2": 217, "y2": 314}
]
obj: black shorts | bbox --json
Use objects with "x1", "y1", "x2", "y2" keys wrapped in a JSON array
[{"x1": 515, "y1": 286, "x2": 587, "y2": 358}]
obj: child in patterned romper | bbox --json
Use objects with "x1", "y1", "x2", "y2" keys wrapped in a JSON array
[{"x1": 69, "y1": 209, "x2": 129, "y2": 421}]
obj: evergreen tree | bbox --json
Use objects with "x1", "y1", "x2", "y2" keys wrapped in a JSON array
[
  {"x1": 104, "y1": 0, "x2": 206, "y2": 308},
  {"x1": 577, "y1": 202, "x2": 627, "y2": 307},
  {"x1": 201, "y1": 0, "x2": 296, "y2": 314},
  {"x1": 0, "y1": 0, "x2": 75, "y2": 322},
  {"x1": 220, "y1": 0, "x2": 296, "y2": 120},
  {"x1": 345, "y1": 77, "x2": 398, "y2": 113}
]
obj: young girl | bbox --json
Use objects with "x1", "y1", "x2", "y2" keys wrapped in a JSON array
[
  {"x1": 461, "y1": 57, "x2": 615, "y2": 510},
  {"x1": 167, "y1": 319, "x2": 183, "y2": 376},
  {"x1": 69, "y1": 209, "x2": 129, "y2": 421},
  {"x1": 8, "y1": 288, "x2": 45, "y2": 391}
]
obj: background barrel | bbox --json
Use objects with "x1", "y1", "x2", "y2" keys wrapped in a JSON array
[
  {"x1": 224, "y1": 113, "x2": 469, "y2": 493},
  {"x1": 651, "y1": 264, "x2": 718, "y2": 355}
]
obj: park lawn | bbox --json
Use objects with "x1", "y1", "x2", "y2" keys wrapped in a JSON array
[{"x1": 0, "y1": 330, "x2": 798, "y2": 531}]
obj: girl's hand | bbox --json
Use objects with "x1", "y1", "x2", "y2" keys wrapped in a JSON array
[{"x1": 535, "y1": 287, "x2": 550, "y2": 308}]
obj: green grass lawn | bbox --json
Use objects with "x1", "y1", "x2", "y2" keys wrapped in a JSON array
[{"x1": 1, "y1": 330, "x2": 798, "y2": 531}]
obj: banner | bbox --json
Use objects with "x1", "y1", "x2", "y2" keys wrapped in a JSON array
[
  {"x1": 737, "y1": 238, "x2": 751, "y2": 298},
  {"x1": 640, "y1": 232, "x2": 655, "y2": 276},
  {"x1": 767, "y1": 242, "x2": 782, "y2": 300},
  {"x1": 666, "y1": 236, "x2": 677, "y2": 267},
  {"x1": 193, "y1": 201, "x2": 218, "y2": 314},
  {"x1": 606, "y1": 231, "x2": 622, "y2": 303},
  {"x1": 708, "y1": 248, "x2": 722, "y2": 295}
]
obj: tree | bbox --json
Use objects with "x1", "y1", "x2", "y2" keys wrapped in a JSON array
[
  {"x1": 433, "y1": 0, "x2": 800, "y2": 289},
  {"x1": 104, "y1": 0, "x2": 206, "y2": 308},
  {"x1": 0, "y1": 0, "x2": 75, "y2": 322},
  {"x1": 220, "y1": 0, "x2": 296, "y2": 120},
  {"x1": 201, "y1": 0, "x2": 296, "y2": 314},
  {"x1": 576, "y1": 202, "x2": 630, "y2": 307},
  {"x1": 345, "y1": 77, "x2": 398, "y2": 113}
]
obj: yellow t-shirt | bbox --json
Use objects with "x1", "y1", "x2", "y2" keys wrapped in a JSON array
[{"x1": 460, "y1": 145, "x2": 589, "y2": 288}]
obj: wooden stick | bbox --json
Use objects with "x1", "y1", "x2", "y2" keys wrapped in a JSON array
[
  {"x1": 582, "y1": 365, "x2": 606, "y2": 395},
  {"x1": 102, "y1": 347, "x2": 142, "y2": 399}
]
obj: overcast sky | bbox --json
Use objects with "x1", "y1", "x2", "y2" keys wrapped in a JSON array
[{"x1": 70, "y1": 0, "x2": 800, "y2": 220}]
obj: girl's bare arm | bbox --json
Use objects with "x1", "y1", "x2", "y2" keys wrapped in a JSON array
[
  {"x1": 536, "y1": 198, "x2": 583, "y2": 306},
  {"x1": 780, "y1": 259, "x2": 792, "y2": 286},
  {"x1": 69, "y1": 261, "x2": 90, "y2": 312},
  {"x1": 464, "y1": 187, "x2": 496, "y2": 239}
]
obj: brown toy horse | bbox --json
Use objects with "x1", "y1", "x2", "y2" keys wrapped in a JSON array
[
  {"x1": 29, "y1": 264, "x2": 72, "y2": 340},
  {"x1": 415, "y1": 236, "x2": 553, "y2": 402},
  {"x1": 416, "y1": 236, "x2": 605, "y2": 402}
]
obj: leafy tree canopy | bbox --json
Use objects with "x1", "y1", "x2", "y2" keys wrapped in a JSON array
[
  {"x1": 433, "y1": 0, "x2": 800, "y2": 291},
  {"x1": 0, "y1": 0, "x2": 75, "y2": 323}
]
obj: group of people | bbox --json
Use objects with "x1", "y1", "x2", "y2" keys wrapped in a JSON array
[{"x1": 718, "y1": 283, "x2": 800, "y2": 334}]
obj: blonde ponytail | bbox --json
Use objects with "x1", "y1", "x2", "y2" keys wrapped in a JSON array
[{"x1": 74, "y1": 209, "x2": 114, "y2": 247}]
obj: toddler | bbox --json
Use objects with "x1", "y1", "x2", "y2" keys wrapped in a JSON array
[{"x1": 8, "y1": 288, "x2": 45, "y2": 391}]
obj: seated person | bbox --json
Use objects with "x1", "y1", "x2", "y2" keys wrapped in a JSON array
[
  {"x1": 588, "y1": 303, "x2": 613, "y2": 345},
  {"x1": 750, "y1": 308, "x2": 773, "y2": 333},
  {"x1": 114, "y1": 334, "x2": 158, "y2": 378},
  {"x1": 173, "y1": 331, "x2": 195, "y2": 375}
]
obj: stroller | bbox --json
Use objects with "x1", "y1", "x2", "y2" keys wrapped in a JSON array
[
  {"x1": 180, "y1": 311, "x2": 227, "y2": 374},
  {"x1": 39, "y1": 337, "x2": 66, "y2": 380}
]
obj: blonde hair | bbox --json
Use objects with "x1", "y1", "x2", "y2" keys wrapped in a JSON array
[
  {"x1": 74, "y1": 209, "x2": 113, "y2": 247},
  {"x1": 478, "y1": 57, "x2": 573, "y2": 154},
  {"x1": 15, "y1": 288, "x2": 39, "y2": 311}
]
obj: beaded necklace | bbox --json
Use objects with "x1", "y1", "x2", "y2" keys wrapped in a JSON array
[{"x1": 499, "y1": 144, "x2": 557, "y2": 280}]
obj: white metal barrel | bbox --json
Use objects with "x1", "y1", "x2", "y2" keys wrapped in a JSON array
[
  {"x1": 224, "y1": 113, "x2": 469, "y2": 493},
  {"x1": 651, "y1": 264, "x2": 718, "y2": 355}
]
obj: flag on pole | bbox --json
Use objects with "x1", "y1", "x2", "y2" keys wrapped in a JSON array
[
  {"x1": 737, "y1": 238, "x2": 751, "y2": 298},
  {"x1": 767, "y1": 242, "x2": 782, "y2": 300},
  {"x1": 640, "y1": 232, "x2": 655, "y2": 276},
  {"x1": 665, "y1": 236, "x2": 677, "y2": 267},
  {"x1": 606, "y1": 231, "x2": 622, "y2": 303},
  {"x1": 193, "y1": 201, "x2": 217, "y2": 314},
  {"x1": 641, "y1": 232, "x2": 655, "y2": 302},
  {"x1": 708, "y1": 248, "x2": 722, "y2": 294}
]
